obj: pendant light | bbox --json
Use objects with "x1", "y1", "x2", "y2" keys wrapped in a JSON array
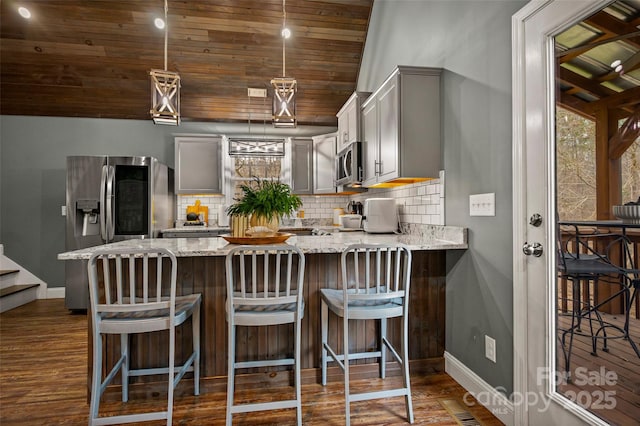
[
  {"x1": 150, "y1": 0, "x2": 180, "y2": 125},
  {"x1": 271, "y1": 0, "x2": 297, "y2": 128}
]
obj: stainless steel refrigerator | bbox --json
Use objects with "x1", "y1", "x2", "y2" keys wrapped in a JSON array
[{"x1": 65, "y1": 156, "x2": 174, "y2": 310}]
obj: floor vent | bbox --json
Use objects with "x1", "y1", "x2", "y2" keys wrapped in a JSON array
[{"x1": 439, "y1": 398, "x2": 484, "y2": 426}]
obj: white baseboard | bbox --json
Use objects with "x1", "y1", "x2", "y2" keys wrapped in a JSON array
[
  {"x1": 444, "y1": 351, "x2": 514, "y2": 426},
  {"x1": 46, "y1": 286, "x2": 65, "y2": 299}
]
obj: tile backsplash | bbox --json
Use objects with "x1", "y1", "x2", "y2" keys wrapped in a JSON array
[{"x1": 175, "y1": 171, "x2": 444, "y2": 231}]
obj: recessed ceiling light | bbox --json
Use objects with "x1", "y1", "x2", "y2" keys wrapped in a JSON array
[
  {"x1": 18, "y1": 6, "x2": 31, "y2": 19},
  {"x1": 281, "y1": 27, "x2": 291, "y2": 39},
  {"x1": 615, "y1": 64, "x2": 623, "y2": 73},
  {"x1": 154, "y1": 18, "x2": 165, "y2": 29},
  {"x1": 611, "y1": 59, "x2": 621, "y2": 68}
]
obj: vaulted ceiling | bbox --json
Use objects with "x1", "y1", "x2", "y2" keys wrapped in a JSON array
[{"x1": 0, "y1": 0, "x2": 373, "y2": 127}]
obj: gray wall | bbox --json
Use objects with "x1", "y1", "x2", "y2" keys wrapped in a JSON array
[
  {"x1": 0, "y1": 115, "x2": 328, "y2": 289},
  {"x1": 358, "y1": 0, "x2": 527, "y2": 395}
]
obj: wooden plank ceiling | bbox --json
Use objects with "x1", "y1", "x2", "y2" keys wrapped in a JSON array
[{"x1": 0, "y1": 0, "x2": 373, "y2": 127}]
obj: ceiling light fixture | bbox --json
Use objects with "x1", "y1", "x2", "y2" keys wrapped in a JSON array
[
  {"x1": 271, "y1": 0, "x2": 297, "y2": 128},
  {"x1": 18, "y1": 6, "x2": 31, "y2": 19},
  {"x1": 150, "y1": 0, "x2": 180, "y2": 125}
]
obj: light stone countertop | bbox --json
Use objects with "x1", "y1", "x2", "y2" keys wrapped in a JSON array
[{"x1": 58, "y1": 226, "x2": 467, "y2": 260}]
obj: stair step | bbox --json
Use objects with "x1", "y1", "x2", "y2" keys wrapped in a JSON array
[
  {"x1": 0, "y1": 269, "x2": 20, "y2": 277},
  {"x1": 0, "y1": 284, "x2": 39, "y2": 298}
]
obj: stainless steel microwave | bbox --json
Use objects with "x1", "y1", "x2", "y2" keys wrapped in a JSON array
[{"x1": 335, "y1": 141, "x2": 363, "y2": 186}]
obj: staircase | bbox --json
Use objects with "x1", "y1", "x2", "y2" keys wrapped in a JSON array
[{"x1": 0, "y1": 245, "x2": 46, "y2": 313}]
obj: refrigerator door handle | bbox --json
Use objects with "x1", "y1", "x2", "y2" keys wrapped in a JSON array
[
  {"x1": 106, "y1": 165, "x2": 115, "y2": 241},
  {"x1": 100, "y1": 164, "x2": 108, "y2": 241}
]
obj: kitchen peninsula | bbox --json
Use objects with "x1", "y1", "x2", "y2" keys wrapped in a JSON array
[{"x1": 59, "y1": 227, "x2": 467, "y2": 391}]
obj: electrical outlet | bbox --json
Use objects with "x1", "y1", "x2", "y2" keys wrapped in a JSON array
[{"x1": 485, "y1": 335, "x2": 496, "y2": 363}]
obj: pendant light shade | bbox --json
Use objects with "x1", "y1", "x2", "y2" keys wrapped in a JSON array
[
  {"x1": 272, "y1": 0, "x2": 297, "y2": 128},
  {"x1": 150, "y1": 70, "x2": 180, "y2": 125},
  {"x1": 150, "y1": 0, "x2": 180, "y2": 125},
  {"x1": 271, "y1": 77, "x2": 297, "y2": 128}
]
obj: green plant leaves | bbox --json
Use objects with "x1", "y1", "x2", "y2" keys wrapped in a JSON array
[{"x1": 226, "y1": 177, "x2": 302, "y2": 221}]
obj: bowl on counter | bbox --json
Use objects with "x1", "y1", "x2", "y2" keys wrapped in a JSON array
[
  {"x1": 340, "y1": 214, "x2": 362, "y2": 229},
  {"x1": 613, "y1": 204, "x2": 640, "y2": 224}
]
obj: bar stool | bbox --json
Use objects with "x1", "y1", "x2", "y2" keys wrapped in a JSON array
[
  {"x1": 87, "y1": 247, "x2": 201, "y2": 426},
  {"x1": 321, "y1": 243, "x2": 414, "y2": 425},
  {"x1": 225, "y1": 244, "x2": 305, "y2": 426}
]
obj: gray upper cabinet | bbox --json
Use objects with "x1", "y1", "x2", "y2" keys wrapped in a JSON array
[
  {"x1": 175, "y1": 136, "x2": 223, "y2": 194},
  {"x1": 313, "y1": 132, "x2": 337, "y2": 194},
  {"x1": 291, "y1": 138, "x2": 313, "y2": 195},
  {"x1": 336, "y1": 92, "x2": 370, "y2": 153},
  {"x1": 362, "y1": 100, "x2": 378, "y2": 188},
  {"x1": 361, "y1": 66, "x2": 442, "y2": 187}
]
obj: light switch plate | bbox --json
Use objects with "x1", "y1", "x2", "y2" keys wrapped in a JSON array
[
  {"x1": 469, "y1": 193, "x2": 495, "y2": 216},
  {"x1": 61, "y1": 205, "x2": 67, "y2": 216}
]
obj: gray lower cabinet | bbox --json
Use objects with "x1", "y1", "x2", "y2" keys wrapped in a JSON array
[
  {"x1": 313, "y1": 132, "x2": 337, "y2": 194},
  {"x1": 291, "y1": 138, "x2": 313, "y2": 194},
  {"x1": 175, "y1": 136, "x2": 223, "y2": 194}
]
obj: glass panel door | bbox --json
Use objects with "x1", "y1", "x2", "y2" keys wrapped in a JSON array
[{"x1": 113, "y1": 165, "x2": 149, "y2": 235}]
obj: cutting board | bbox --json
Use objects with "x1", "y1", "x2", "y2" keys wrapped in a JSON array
[{"x1": 186, "y1": 199, "x2": 208, "y2": 224}]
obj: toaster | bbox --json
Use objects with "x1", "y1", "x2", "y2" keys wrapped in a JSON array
[{"x1": 363, "y1": 198, "x2": 398, "y2": 233}]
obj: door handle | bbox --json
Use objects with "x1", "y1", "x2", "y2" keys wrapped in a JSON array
[
  {"x1": 106, "y1": 165, "x2": 115, "y2": 241},
  {"x1": 522, "y1": 242, "x2": 543, "y2": 257},
  {"x1": 99, "y1": 165, "x2": 108, "y2": 241}
]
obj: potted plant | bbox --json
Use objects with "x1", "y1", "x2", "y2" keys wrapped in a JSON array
[{"x1": 226, "y1": 177, "x2": 303, "y2": 232}]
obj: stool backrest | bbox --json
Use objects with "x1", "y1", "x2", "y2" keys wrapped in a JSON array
[
  {"x1": 87, "y1": 248, "x2": 177, "y2": 321},
  {"x1": 341, "y1": 243, "x2": 412, "y2": 305},
  {"x1": 225, "y1": 244, "x2": 305, "y2": 311}
]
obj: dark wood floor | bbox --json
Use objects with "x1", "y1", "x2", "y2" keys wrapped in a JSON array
[
  {"x1": 557, "y1": 312, "x2": 640, "y2": 426},
  {"x1": 0, "y1": 299, "x2": 502, "y2": 425}
]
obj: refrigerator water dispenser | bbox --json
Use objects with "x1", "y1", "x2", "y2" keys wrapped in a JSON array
[{"x1": 76, "y1": 199, "x2": 100, "y2": 236}]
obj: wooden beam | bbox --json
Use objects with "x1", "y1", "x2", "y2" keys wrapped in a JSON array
[
  {"x1": 594, "y1": 108, "x2": 625, "y2": 313},
  {"x1": 609, "y1": 107, "x2": 640, "y2": 160},
  {"x1": 557, "y1": 67, "x2": 616, "y2": 99},
  {"x1": 585, "y1": 86, "x2": 640, "y2": 113},
  {"x1": 585, "y1": 10, "x2": 640, "y2": 50},
  {"x1": 557, "y1": 93, "x2": 595, "y2": 120}
]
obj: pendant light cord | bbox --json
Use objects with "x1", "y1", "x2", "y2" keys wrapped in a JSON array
[
  {"x1": 164, "y1": 0, "x2": 168, "y2": 71},
  {"x1": 282, "y1": 0, "x2": 286, "y2": 77}
]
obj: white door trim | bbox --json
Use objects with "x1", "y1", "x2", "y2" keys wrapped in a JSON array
[{"x1": 512, "y1": 0, "x2": 613, "y2": 425}]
